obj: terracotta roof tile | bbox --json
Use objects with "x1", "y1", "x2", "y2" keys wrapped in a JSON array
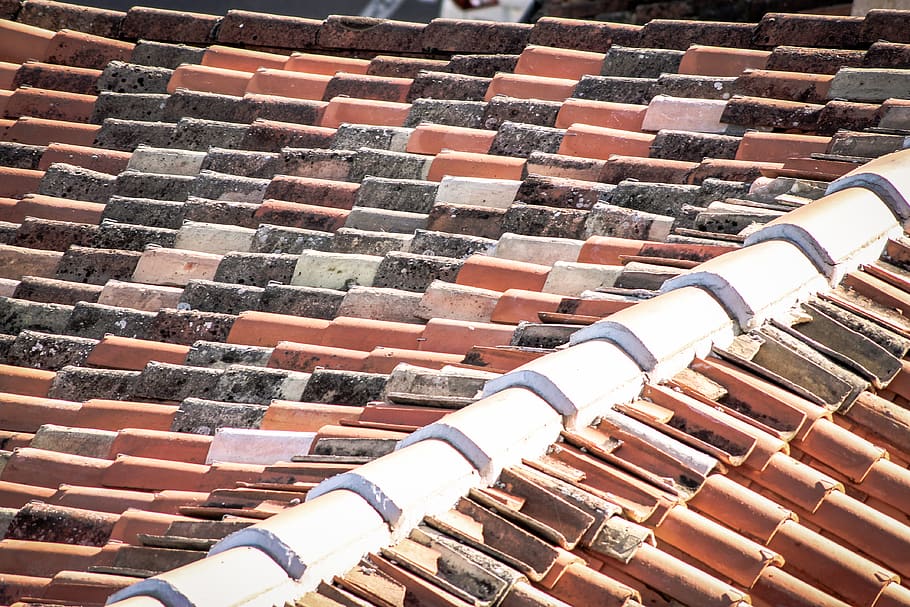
[
  {"x1": 200, "y1": 45, "x2": 288, "y2": 73},
  {"x1": 45, "y1": 28, "x2": 133, "y2": 69},
  {"x1": 485, "y1": 72, "x2": 577, "y2": 103},
  {"x1": 678, "y1": 45, "x2": 771, "y2": 77}
]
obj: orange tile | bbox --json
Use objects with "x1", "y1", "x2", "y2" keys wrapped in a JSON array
[
  {"x1": 576, "y1": 235, "x2": 646, "y2": 265},
  {"x1": 107, "y1": 429, "x2": 212, "y2": 465},
  {"x1": 490, "y1": 289, "x2": 563, "y2": 324},
  {"x1": 227, "y1": 310, "x2": 331, "y2": 347},
  {"x1": 166, "y1": 64, "x2": 252, "y2": 96},
  {"x1": 0, "y1": 540, "x2": 104, "y2": 578},
  {"x1": 321, "y1": 316, "x2": 425, "y2": 351},
  {"x1": 268, "y1": 342, "x2": 371, "y2": 373},
  {"x1": 362, "y1": 347, "x2": 463, "y2": 373},
  {"x1": 6, "y1": 116, "x2": 100, "y2": 146},
  {"x1": 264, "y1": 175, "x2": 359, "y2": 210},
  {"x1": 245, "y1": 68, "x2": 331, "y2": 100},
  {"x1": 0, "y1": 364, "x2": 55, "y2": 398},
  {"x1": 678, "y1": 45, "x2": 771, "y2": 77},
  {"x1": 688, "y1": 473, "x2": 796, "y2": 544},
  {"x1": 406, "y1": 123, "x2": 497, "y2": 155},
  {"x1": 86, "y1": 335, "x2": 191, "y2": 371},
  {"x1": 735, "y1": 131, "x2": 831, "y2": 163},
  {"x1": 320, "y1": 96, "x2": 411, "y2": 128},
  {"x1": 0, "y1": 20, "x2": 55, "y2": 64},
  {"x1": 78, "y1": 399, "x2": 179, "y2": 432},
  {"x1": 254, "y1": 199, "x2": 349, "y2": 232},
  {"x1": 38, "y1": 143, "x2": 132, "y2": 174},
  {"x1": 655, "y1": 504, "x2": 783, "y2": 588},
  {"x1": 768, "y1": 519, "x2": 896, "y2": 607},
  {"x1": 418, "y1": 318, "x2": 516, "y2": 355},
  {"x1": 51, "y1": 484, "x2": 158, "y2": 514},
  {"x1": 558, "y1": 124, "x2": 655, "y2": 160},
  {"x1": 427, "y1": 150, "x2": 526, "y2": 181},
  {"x1": 0, "y1": 61, "x2": 17, "y2": 89},
  {"x1": 752, "y1": 566, "x2": 852, "y2": 607},
  {"x1": 201, "y1": 44, "x2": 289, "y2": 72},
  {"x1": 10, "y1": 192, "x2": 105, "y2": 225},
  {"x1": 285, "y1": 52, "x2": 371, "y2": 76},
  {"x1": 0, "y1": 166, "x2": 44, "y2": 197},
  {"x1": 554, "y1": 98, "x2": 648, "y2": 131},
  {"x1": 259, "y1": 401, "x2": 362, "y2": 432},
  {"x1": 485, "y1": 73, "x2": 577, "y2": 102},
  {"x1": 45, "y1": 29, "x2": 134, "y2": 69},
  {"x1": 456, "y1": 255, "x2": 550, "y2": 292},
  {"x1": 0, "y1": 480, "x2": 57, "y2": 508},
  {"x1": 1, "y1": 447, "x2": 109, "y2": 489},
  {"x1": 0, "y1": 392, "x2": 81, "y2": 433},
  {"x1": 102, "y1": 454, "x2": 209, "y2": 492},
  {"x1": 108, "y1": 508, "x2": 189, "y2": 545},
  {"x1": 548, "y1": 561, "x2": 639, "y2": 607},
  {"x1": 514, "y1": 45, "x2": 606, "y2": 80}
]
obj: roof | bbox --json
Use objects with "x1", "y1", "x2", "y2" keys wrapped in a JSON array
[{"x1": 0, "y1": 1, "x2": 908, "y2": 606}]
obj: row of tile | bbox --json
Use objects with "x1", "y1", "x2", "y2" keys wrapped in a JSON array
[{"x1": 106, "y1": 147, "x2": 910, "y2": 605}]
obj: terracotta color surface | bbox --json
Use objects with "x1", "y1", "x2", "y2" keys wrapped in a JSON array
[
  {"x1": 45, "y1": 29, "x2": 134, "y2": 69},
  {"x1": 86, "y1": 336, "x2": 191, "y2": 370},
  {"x1": 321, "y1": 316, "x2": 425, "y2": 351},
  {"x1": 485, "y1": 73, "x2": 578, "y2": 102},
  {"x1": 259, "y1": 401, "x2": 362, "y2": 432},
  {"x1": 456, "y1": 254, "x2": 551, "y2": 292},
  {"x1": 200, "y1": 45, "x2": 288, "y2": 72},
  {"x1": 678, "y1": 45, "x2": 771, "y2": 77},
  {"x1": 363, "y1": 347, "x2": 463, "y2": 373},
  {"x1": 490, "y1": 289, "x2": 563, "y2": 324},
  {"x1": 735, "y1": 131, "x2": 831, "y2": 163},
  {"x1": 558, "y1": 124, "x2": 655, "y2": 160},
  {"x1": 0, "y1": 393, "x2": 81, "y2": 433},
  {"x1": 245, "y1": 68, "x2": 331, "y2": 100},
  {"x1": 427, "y1": 150, "x2": 526, "y2": 181},
  {"x1": 0, "y1": 61, "x2": 18, "y2": 89},
  {"x1": 264, "y1": 175, "x2": 359, "y2": 210},
  {"x1": 285, "y1": 52, "x2": 371, "y2": 76},
  {"x1": 5, "y1": 116, "x2": 100, "y2": 146},
  {"x1": 418, "y1": 318, "x2": 516, "y2": 354},
  {"x1": 227, "y1": 311, "x2": 331, "y2": 347},
  {"x1": 0, "y1": 364, "x2": 54, "y2": 398},
  {"x1": 77, "y1": 400, "x2": 178, "y2": 432},
  {"x1": 107, "y1": 429, "x2": 213, "y2": 464},
  {"x1": 320, "y1": 96, "x2": 411, "y2": 128},
  {"x1": 37, "y1": 143, "x2": 132, "y2": 174},
  {"x1": 268, "y1": 342, "x2": 371, "y2": 373},
  {"x1": 514, "y1": 45, "x2": 606, "y2": 80},
  {"x1": 166, "y1": 64, "x2": 252, "y2": 96},
  {"x1": 4, "y1": 87, "x2": 97, "y2": 123},
  {"x1": 0, "y1": 20, "x2": 55, "y2": 64},
  {"x1": 555, "y1": 98, "x2": 648, "y2": 131},
  {"x1": 0, "y1": 166, "x2": 44, "y2": 197},
  {"x1": 406, "y1": 123, "x2": 497, "y2": 155},
  {"x1": 253, "y1": 199, "x2": 349, "y2": 232}
]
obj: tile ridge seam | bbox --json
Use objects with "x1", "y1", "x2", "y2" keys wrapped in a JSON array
[{"x1": 105, "y1": 151, "x2": 910, "y2": 607}]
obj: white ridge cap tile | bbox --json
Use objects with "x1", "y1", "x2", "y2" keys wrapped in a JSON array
[
  {"x1": 482, "y1": 339, "x2": 644, "y2": 429},
  {"x1": 641, "y1": 95, "x2": 729, "y2": 134},
  {"x1": 205, "y1": 428, "x2": 316, "y2": 465},
  {"x1": 745, "y1": 187, "x2": 900, "y2": 284},
  {"x1": 660, "y1": 240, "x2": 828, "y2": 332},
  {"x1": 826, "y1": 148, "x2": 910, "y2": 224},
  {"x1": 570, "y1": 286, "x2": 736, "y2": 382},
  {"x1": 107, "y1": 546, "x2": 299, "y2": 607},
  {"x1": 398, "y1": 387, "x2": 563, "y2": 482},
  {"x1": 210, "y1": 490, "x2": 391, "y2": 585},
  {"x1": 306, "y1": 439, "x2": 480, "y2": 540}
]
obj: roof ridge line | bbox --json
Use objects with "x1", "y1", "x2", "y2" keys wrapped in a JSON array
[{"x1": 106, "y1": 103, "x2": 910, "y2": 607}]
